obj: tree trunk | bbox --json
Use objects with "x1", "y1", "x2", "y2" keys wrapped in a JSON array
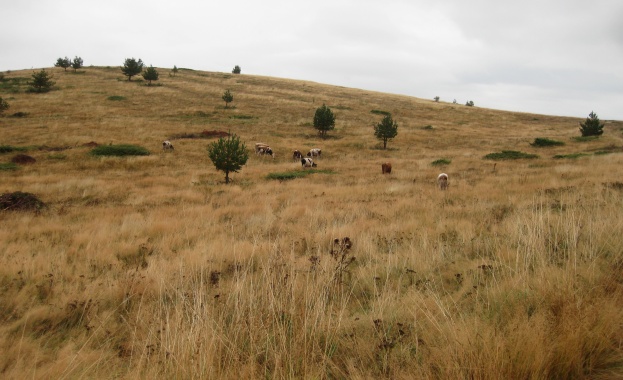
[{"x1": 225, "y1": 171, "x2": 230, "y2": 184}]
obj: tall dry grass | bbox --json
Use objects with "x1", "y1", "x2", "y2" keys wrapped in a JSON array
[{"x1": 0, "y1": 66, "x2": 622, "y2": 379}]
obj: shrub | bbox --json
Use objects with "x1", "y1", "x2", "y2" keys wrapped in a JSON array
[
  {"x1": 107, "y1": 95, "x2": 126, "y2": 101},
  {"x1": 370, "y1": 110, "x2": 391, "y2": 116},
  {"x1": 267, "y1": 169, "x2": 334, "y2": 181},
  {"x1": 484, "y1": 151, "x2": 539, "y2": 160},
  {"x1": 0, "y1": 97, "x2": 9, "y2": 115},
  {"x1": 90, "y1": 144, "x2": 150, "y2": 157},
  {"x1": 531, "y1": 138, "x2": 565, "y2": 147},
  {"x1": 0, "y1": 191, "x2": 45, "y2": 212},
  {"x1": 28, "y1": 69, "x2": 56, "y2": 93},
  {"x1": 232, "y1": 65, "x2": 241, "y2": 74}
]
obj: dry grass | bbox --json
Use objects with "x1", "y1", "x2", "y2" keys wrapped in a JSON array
[{"x1": 1, "y1": 66, "x2": 623, "y2": 379}]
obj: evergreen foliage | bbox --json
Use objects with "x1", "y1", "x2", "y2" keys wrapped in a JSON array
[
  {"x1": 90, "y1": 144, "x2": 150, "y2": 157},
  {"x1": 172, "y1": 65, "x2": 178, "y2": 76},
  {"x1": 207, "y1": 133, "x2": 249, "y2": 184},
  {"x1": 29, "y1": 70, "x2": 55, "y2": 93},
  {"x1": 374, "y1": 114, "x2": 399, "y2": 149},
  {"x1": 142, "y1": 65, "x2": 159, "y2": 85},
  {"x1": 313, "y1": 104, "x2": 335, "y2": 138},
  {"x1": 55, "y1": 57, "x2": 71, "y2": 71},
  {"x1": 222, "y1": 90, "x2": 234, "y2": 108},
  {"x1": 232, "y1": 65, "x2": 241, "y2": 74},
  {"x1": 579, "y1": 111, "x2": 604, "y2": 137},
  {"x1": 71, "y1": 56, "x2": 83, "y2": 72},
  {"x1": 121, "y1": 58, "x2": 144, "y2": 81}
]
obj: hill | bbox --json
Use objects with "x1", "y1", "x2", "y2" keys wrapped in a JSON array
[{"x1": 1, "y1": 66, "x2": 622, "y2": 379}]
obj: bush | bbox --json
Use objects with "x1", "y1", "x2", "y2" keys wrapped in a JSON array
[
  {"x1": 484, "y1": 151, "x2": 539, "y2": 160},
  {"x1": 267, "y1": 169, "x2": 334, "y2": 181},
  {"x1": 90, "y1": 144, "x2": 150, "y2": 157},
  {"x1": 107, "y1": 95, "x2": 126, "y2": 101},
  {"x1": 0, "y1": 191, "x2": 45, "y2": 212},
  {"x1": 531, "y1": 138, "x2": 565, "y2": 147},
  {"x1": 553, "y1": 153, "x2": 589, "y2": 159},
  {"x1": 370, "y1": 110, "x2": 391, "y2": 116}
]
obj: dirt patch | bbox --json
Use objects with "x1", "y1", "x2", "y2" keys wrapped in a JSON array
[
  {"x1": 200, "y1": 130, "x2": 230, "y2": 138},
  {"x1": 11, "y1": 154, "x2": 36, "y2": 164},
  {"x1": 0, "y1": 191, "x2": 46, "y2": 212},
  {"x1": 82, "y1": 141, "x2": 99, "y2": 148}
]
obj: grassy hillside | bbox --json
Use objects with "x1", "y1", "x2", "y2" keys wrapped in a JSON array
[{"x1": 1, "y1": 66, "x2": 622, "y2": 379}]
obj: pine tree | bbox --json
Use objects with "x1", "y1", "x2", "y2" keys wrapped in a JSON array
[
  {"x1": 121, "y1": 58, "x2": 144, "y2": 81},
  {"x1": 71, "y1": 56, "x2": 83, "y2": 72},
  {"x1": 222, "y1": 90, "x2": 234, "y2": 108},
  {"x1": 29, "y1": 69, "x2": 56, "y2": 93},
  {"x1": 579, "y1": 111, "x2": 604, "y2": 137},
  {"x1": 142, "y1": 65, "x2": 159, "y2": 85},
  {"x1": 374, "y1": 114, "x2": 399, "y2": 149},
  {"x1": 232, "y1": 65, "x2": 241, "y2": 74},
  {"x1": 55, "y1": 57, "x2": 71, "y2": 71},
  {"x1": 313, "y1": 104, "x2": 336, "y2": 138},
  {"x1": 207, "y1": 133, "x2": 249, "y2": 184}
]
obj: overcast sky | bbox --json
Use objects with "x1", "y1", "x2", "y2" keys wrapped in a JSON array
[{"x1": 2, "y1": 0, "x2": 622, "y2": 120}]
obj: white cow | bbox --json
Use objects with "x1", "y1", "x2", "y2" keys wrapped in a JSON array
[
  {"x1": 438, "y1": 173, "x2": 449, "y2": 190},
  {"x1": 307, "y1": 148, "x2": 322, "y2": 158},
  {"x1": 162, "y1": 140, "x2": 174, "y2": 151},
  {"x1": 301, "y1": 157, "x2": 317, "y2": 168}
]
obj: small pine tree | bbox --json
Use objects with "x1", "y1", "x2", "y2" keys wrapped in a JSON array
[
  {"x1": 466, "y1": 100, "x2": 475, "y2": 107},
  {"x1": 71, "y1": 56, "x2": 83, "y2": 72},
  {"x1": 374, "y1": 114, "x2": 399, "y2": 149},
  {"x1": 29, "y1": 69, "x2": 56, "y2": 93},
  {"x1": 0, "y1": 97, "x2": 9, "y2": 115},
  {"x1": 579, "y1": 111, "x2": 604, "y2": 137},
  {"x1": 142, "y1": 65, "x2": 159, "y2": 85},
  {"x1": 222, "y1": 90, "x2": 233, "y2": 108},
  {"x1": 121, "y1": 58, "x2": 144, "y2": 81},
  {"x1": 232, "y1": 65, "x2": 241, "y2": 74},
  {"x1": 55, "y1": 57, "x2": 71, "y2": 71},
  {"x1": 313, "y1": 104, "x2": 336, "y2": 138},
  {"x1": 171, "y1": 65, "x2": 178, "y2": 76},
  {"x1": 207, "y1": 133, "x2": 249, "y2": 184}
]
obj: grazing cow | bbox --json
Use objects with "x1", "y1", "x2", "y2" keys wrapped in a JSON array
[
  {"x1": 307, "y1": 148, "x2": 322, "y2": 158},
  {"x1": 438, "y1": 173, "x2": 449, "y2": 190},
  {"x1": 255, "y1": 143, "x2": 274, "y2": 158},
  {"x1": 293, "y1": 150, "x2": 303, "y2": 161},
  {"x1": 301, "y1": 157, "x2": 317, "y2": 168},
  {"x1": 162, "y1": 140, "x2": 174, "y2": 151},
  {"x1": 382, "y1": 162, "x2": 392, "y2": 174}
]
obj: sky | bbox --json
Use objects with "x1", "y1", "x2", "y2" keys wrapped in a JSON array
[{"x1": 2, "y1": 0, "x2": 622, "y2": 120}]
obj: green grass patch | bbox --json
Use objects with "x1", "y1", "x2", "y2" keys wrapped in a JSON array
[
  {"x1": 553, "y1": 153, "x2": 589, "y2": 159},
  {"x1": 0, "y1": 162, "x2": 19, "y2": 171},
  {"x1": 90, "y1": 144, "x2": 150, "y2": 157},
  {"x1": 267, "y1": 169, "x2": 335, "y2": 181},
  {"x1": 107, "y1": 95, "x2": 126, "y2": 101},
  {"x1": 431, "y1": 158, "x2": 451, "y2": 166},
  {"x1": 530, "y1": 137, "x2": 565, "y2": 147},
  {"x1": 573, "y1": 136, "x2": 600, "y2": 142},
  {"x1": 0, "y1": 145, "x2": 27, "y2": 154},
  {"x1": 422, "y1": 125, "x2": 434, "y2": 130},
  {"x1": 230, "y1": 115, "x2": 254, "y2": 120},
  {"x1": 370, "y1": 110, "x2": 391, "y2": 116},
  {"x1": 484, "y1": 150, "x2": 539, "y2": 160}
]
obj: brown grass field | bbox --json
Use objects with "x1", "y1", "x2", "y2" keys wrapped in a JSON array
[{"x1": 1, "y1": 66, "x2": 623, "y2": 379}]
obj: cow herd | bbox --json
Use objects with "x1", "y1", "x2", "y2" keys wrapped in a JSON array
[{"x1": 162, "y1": 140, "x2": 449, "y2": 190}]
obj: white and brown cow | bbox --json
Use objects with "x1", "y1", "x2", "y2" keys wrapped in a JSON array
[
  {"x1": 307, "y1": 148, "x2": 321, "y2": 158},
  {"x1": 162, "y1": 140, "x2": 174, "y2": 151},
  {"x1": 381, "y1": 162, "x2": 392, "y2": 174},
  {"x1": 301, "y1": 157, "x2": 317, "y2": 168},
  {"x1": 255, "y1": 143, "x2": 274, "y2": 158},
  {"x1": 438, "y1": 173, "x2": 449, "y2": 190},
  {"x1": 293, "y1": 150, "x2": 303, "y2": 161}
]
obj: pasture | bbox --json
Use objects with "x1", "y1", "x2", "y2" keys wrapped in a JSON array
[{"x1": 1, "y1": 66, "x2": 622, "y2": 379}]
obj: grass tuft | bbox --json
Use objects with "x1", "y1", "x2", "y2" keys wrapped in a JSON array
[
  {"x1": 89, "y1": 144, "x2": 150, "y2": 157},
  {"x1": 531, "y1": 137, "x2": 565, "y2": 147},
  {"x1": 431, "y1": 158, "x2": 451, "y2": 166},
  {"x1": 484, "y1": 150, "x2": 539, "y2": 160}
]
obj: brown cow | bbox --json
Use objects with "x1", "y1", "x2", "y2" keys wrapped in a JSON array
[
  {"x1": 438, "y1": 173, "x2": 449, "y2": 190},
  {"x1": 382, "y1": 162, "x2": 392, "y2": 174}
]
